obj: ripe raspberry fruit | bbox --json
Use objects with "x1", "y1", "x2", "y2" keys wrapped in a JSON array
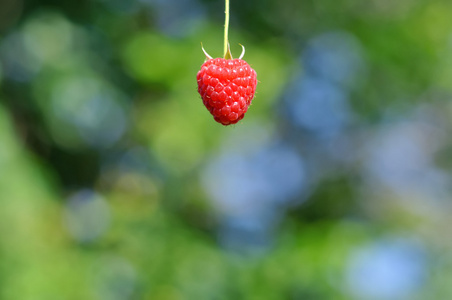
[
  {"x1": 197, "y1": 0, "x2": 257, "y2": 125},
  {"x1": 197, "y1": 55, "x2": 257, "y2": 126}
]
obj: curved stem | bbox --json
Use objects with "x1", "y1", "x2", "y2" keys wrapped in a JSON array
[{"x1": 224, "y1": 0, "x2": 230, "y2": 58}]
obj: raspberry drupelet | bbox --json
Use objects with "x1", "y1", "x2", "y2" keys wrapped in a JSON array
[{"x1": 197, "y1": 57, "x2": 257, "y2": 125}]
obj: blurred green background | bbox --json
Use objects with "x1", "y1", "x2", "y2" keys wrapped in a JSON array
[{"x1": 1, "y1": 0, "x2": 452, "y2": 299}]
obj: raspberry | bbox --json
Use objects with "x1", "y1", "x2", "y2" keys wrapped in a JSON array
[{"x1": 197, "y1": 57, "x2": 257, "y2": 125}]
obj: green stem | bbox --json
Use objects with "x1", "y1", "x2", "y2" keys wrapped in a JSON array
[{"x1": 224, "y1": 0, "x2": 231, "y2": 59}]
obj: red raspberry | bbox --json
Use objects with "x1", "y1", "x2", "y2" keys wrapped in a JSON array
[{"x1": 197, "y1": 58, "x2": 257, "y2": 125}]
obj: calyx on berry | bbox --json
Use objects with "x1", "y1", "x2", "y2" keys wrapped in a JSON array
[{"x1": 201, "y1": 43, "x2": 245, "y2": 61}]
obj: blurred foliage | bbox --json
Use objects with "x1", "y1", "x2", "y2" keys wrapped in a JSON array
[{"x1": 1, "y1": 0, "x2": 452, "y2": 299}]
